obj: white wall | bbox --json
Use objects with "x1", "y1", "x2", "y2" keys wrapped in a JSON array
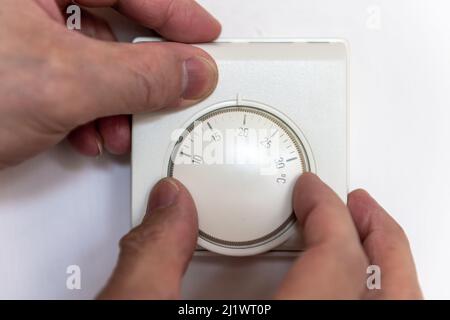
[{"x1": 0, "y1": 0, "x2": 449, "y2": 299}]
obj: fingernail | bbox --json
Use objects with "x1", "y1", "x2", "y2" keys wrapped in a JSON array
[
  {"x1": 147, "y1": 178, "x2": 180, "y2": 213},
  {"x1": 182, "y1": 56, "x2": 218, "y2": 100}
]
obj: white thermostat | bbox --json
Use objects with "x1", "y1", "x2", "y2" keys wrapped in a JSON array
[{"x1": 132, "y1": 39, "x2": 348, "y2": 256}]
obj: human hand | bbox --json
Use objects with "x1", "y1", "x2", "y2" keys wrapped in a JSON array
[
  {"x1": 98, "y1": 174, "x2": 422, "y2": 299},
  {"x1": 275, "y1": 173, "x2": 422, "y2": 299},
  {"x1": 98, "y1": 178, "x2": 198, "y2": 299},
  {"x1": 0, "y1": 0, "x2": 220, "y2": 168}
]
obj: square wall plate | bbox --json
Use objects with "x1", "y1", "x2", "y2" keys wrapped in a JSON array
[{"x1": 132, "y1": 39, "x2": 347, "y2": 256}]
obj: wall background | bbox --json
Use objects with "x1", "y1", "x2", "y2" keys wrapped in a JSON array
[{"x1": 0, "y1": 0, "x2": 449, "y2": 299}]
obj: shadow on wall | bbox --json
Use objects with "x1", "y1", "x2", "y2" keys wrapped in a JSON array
[{"x1": 183, "y1": 255, "x2": 295, "y2": 299}]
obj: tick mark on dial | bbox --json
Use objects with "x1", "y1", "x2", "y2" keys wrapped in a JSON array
[
  {"x1": 286, "y1": 157, "x2": 298, "y2": 162},
  {"x1": 269, "y1": 129, "x2": 279, "y2": 138}
]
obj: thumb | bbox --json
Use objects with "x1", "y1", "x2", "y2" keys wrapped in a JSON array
[
  {"x1": 62, "y1": 40, "x2": 218, "y2": 127},
  {"x1": 98, "y1": 178, "x2": 198, "y2": 299},
  {"x1": 276, "y1": 173, "x2": 368, "y2": 299}
]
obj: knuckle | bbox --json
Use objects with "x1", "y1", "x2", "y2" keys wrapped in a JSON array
[
  {"x1": 130, "y1": 66, "x2": 158, "y2": 112},
  {"x1": 15, "y1": 45, "x2": 85, "y2": 133},
  {"x1": 119, "y1": 216, "x2": 170, "y2": 254},
  {"x1": 121, "y1": 44, "x2": 181, "y2": 112},
  {"x1": 155, "y1": 0, "x2": 178, "y2": 30},
  {"x1": 39, "y1": 68, "x2": 85, "y2": 129}
]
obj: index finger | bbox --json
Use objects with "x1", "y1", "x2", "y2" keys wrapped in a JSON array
[
  {"x1": 348, "y1": 190, "x2": 422, "y2": 299},
  {"x1": 66, "y1": 0, "x2": 221, "y2": 43}
]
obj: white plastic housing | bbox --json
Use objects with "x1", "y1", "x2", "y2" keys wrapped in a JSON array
[{"x1": 131, "y1": 40, "x2": 347, "y2": 255}]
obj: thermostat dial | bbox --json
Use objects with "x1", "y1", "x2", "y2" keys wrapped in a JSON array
[{"x1": 168, "y1": 103, "x2": 313, "y2": 256}]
